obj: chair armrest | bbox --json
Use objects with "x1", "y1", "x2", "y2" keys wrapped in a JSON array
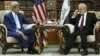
[
  {"x1": 64, "y1": 24, "x2": 75, "y2": 33},
  {"x1": 92, "y1": 22, "x2": 100, "y2": 46},
  {"x1": 93, "y1": 23, "x2": 100, "y2": 43},
  {"x1": 0, "y1": 24, "x2": 7, "y2": 42},
  {"x1": 24, "y1": 24, "x2": 36, "y2": 29}
]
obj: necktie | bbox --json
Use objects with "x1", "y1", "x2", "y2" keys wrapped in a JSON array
[
  {"x1": 15, "y1": 14, "x2": 21, "y2": 29},
  {"x1": 80, "y1": 14, "x2": 84, "y2": 31}
]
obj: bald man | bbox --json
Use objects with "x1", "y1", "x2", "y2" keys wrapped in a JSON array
[{"x1": 62, "y1": 3, "x2": 100, "y2": 55}]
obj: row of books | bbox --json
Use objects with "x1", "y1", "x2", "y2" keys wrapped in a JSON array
[
  {"x1": 56, "y1": 1, "x2": 100, "y2": 11},
  {"x1": 0, "y1": 1, "x2": 34, "y2": 10},
  {"x1": 71, "y1": 2, "x2": 94, "y2": 10},
  {"x1": 0, "y1": 1, "x2": 4, "y2": 10},
  {"x1": 94, "y1": 2, "x2": 100, "y2": 10},
  {"x1": 71, "y1": 0, "x2": 92, "y2": 1},
  {"x1": 2, "y1": 0, "x2": 97, "y2": 10},
  {"x1": 19, "y1": 1, "x2": 34, "y2": 9}
]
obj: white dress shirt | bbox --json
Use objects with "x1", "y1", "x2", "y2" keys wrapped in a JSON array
[
  {"x1": 78, "y1": 12, "x2": 87, "y2": 27},
  {"x1": 12, "y1": 11, "x2": 21, "y2": 29}
]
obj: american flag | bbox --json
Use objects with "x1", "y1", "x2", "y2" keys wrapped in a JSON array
[
  {"x1": 32, "y1": 0, "x2": 47, "y2": 47},
  {"x1": 32, "y1": 0, "x2": 46, "y2": 25}
]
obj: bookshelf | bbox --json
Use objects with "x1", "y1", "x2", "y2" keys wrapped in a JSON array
[
  {"x1": 19, "y1": 1, "x2": 33, "y2": 19},
  {"x1": 0, "y1": 0, "x2": 100, "y2": 19},
  {"x1": 56, "y1": 0, "x2": 63, "y2": 20},
  {"x1": 45, "y1": 0, "x2": 57, "y2": 21},
  {"x1": 0, "y1": 1, "x2": 4, "y2": 10},
  {"x1": 0, "y1": 1, "x2": 33, "y2": 19}
]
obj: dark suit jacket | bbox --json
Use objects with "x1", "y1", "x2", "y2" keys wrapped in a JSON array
[
  {"x1": 63, "y1": 11, "x2": 72, "y2": 24},
  {"x1": 69, "y1": 12, "x2": 99, "y2": 34},
  {"x1": 3, "y1": 12, "x2": 33, "y2": 33}
]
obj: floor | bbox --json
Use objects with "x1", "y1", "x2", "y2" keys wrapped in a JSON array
[{"x1": 0, "y1": 44, "x2": 100, "y2": 56}]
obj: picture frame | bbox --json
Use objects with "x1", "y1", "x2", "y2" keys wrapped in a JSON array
[
  {"x1": 47, "y1": 11, "x2": 55, "y2": 20},
  {"x1": 46, "y1": 0, "x2": 55, "y2": 10}
]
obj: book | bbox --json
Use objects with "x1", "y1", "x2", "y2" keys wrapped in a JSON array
[
  {"x1": 19, "y1": 1, "x2": 26, "y2": 9},
  {"x1": 26, "y1": 1, "x2": 33, "y2": 9},
  {"x1": 0, "y1": 1, "x2": 4, "y2": 10}
]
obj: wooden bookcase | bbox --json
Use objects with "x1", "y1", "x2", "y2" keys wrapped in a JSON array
[
  {"x1": 0, "y1": 1, "x2": 4, "y2": 10},
  {"x1": 0, "y1": 0, "x2": 33, "y2": 19},
  {"x1": 1, "y1": 0, "x2": 100, "y2": 20},
  {"x1": 45, "y1": 0, "x2": 57, "y2": 21},
  {"x1": 44, "y1": 0, "x2": 63, "y2": 21}
]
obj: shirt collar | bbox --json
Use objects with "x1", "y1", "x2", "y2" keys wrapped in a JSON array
[
  {"x1": 83, "y1": 11, "x2": 87, "y2": 16},
  {"x1": 11, "y1": 11, "x2": 16, "y2": 16},
  {"x1": 11, "y1": 11, "x2": 18, "y2": 16}
]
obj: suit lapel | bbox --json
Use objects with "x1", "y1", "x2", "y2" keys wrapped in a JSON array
[
  {"x1": 10, "y1": 12, "x2": 22, "y2": 28},
  {"x1": 77, "y1": 14, "x2": 81, "y2": 24},
  {"x1": 85, "y1": 12, "x2": 89, "y2": 26},
  {"x1": 9, "y1": 12, "x2": 16, "y2": 25},
  {"x1": 78, "y1": 13, "x2": 89, "y2": 26},
  {"x1": 77, "y1": 14, "x2": 81, "y2": 20},
  {"x1": 17, "y1": 13, "x2": 21, "y2": 23}
]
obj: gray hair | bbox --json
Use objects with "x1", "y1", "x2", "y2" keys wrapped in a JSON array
[
  {"x1": 10, "y1": 1, "x2": 20, "y2": 9},
  {"x1": 78, "y1": 3, "x2": 87, "y2": 9}
]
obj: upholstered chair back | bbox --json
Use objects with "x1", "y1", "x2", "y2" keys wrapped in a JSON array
[{"x1": 0, "y1": 10, "x2": 24, "y2": 23}]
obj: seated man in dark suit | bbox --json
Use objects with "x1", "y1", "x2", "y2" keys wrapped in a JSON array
[
  {"x1": 62, "y1": 3, "x2": 100, "y2": 55},
  {"x1": 3, "y1": 1, "x2": 38, "y2": 54}
]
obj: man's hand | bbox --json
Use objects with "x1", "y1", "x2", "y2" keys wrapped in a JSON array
[
  {"x1": 17, "y1": 30, "x2": 25, "y2": 37},
  {"x1": 73, "y1": 10, "x2": 79, "y2": 17}
]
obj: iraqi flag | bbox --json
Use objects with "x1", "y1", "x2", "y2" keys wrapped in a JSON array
[{"x1": 59, "y1": 0, "x2": 70, "y2": 26}]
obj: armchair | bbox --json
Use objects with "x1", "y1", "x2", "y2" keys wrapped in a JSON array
[
  {"x1": 59, "y1": 11, "x2": 100, "y2": 54},
  {"x1": 0, "y1": 10, "x2": 37, "y2": 54},
  {"x1": 60, "y1": 23, "x2": 100, "y2": 54}
]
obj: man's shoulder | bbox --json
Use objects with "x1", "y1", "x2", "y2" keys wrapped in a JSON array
[
  {"x1": 4, "y1": 12, "x2": 12, "y2": 18},
  {"x1": 87, "y1": 12, "x2": 95, "y2": 15}
]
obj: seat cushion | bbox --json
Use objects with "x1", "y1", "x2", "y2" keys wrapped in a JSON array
[
  {"x1": 7, "y1": 35, "x2": 28, "y2": 43},
  {"x1": 75, "y1": 35, "x2": 95, "y2": 42}
]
